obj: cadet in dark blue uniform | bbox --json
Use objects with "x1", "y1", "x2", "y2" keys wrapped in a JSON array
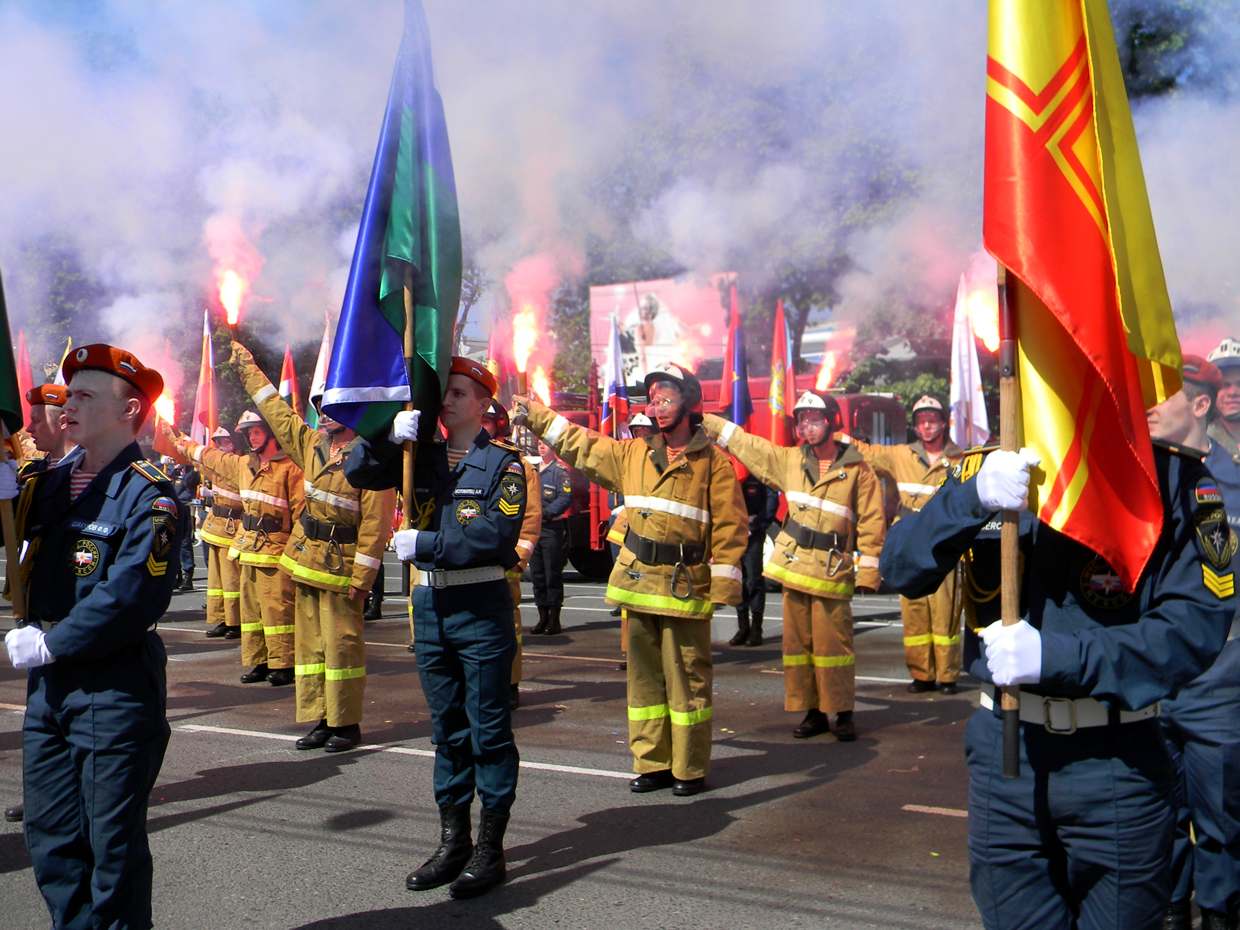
[
  {"x1": 3, "y1": 345, "x2": 185, "y2": 930},
  {"x1": 729, "y1": 471, "x2": 779, "y2": 647},
  {"x1": 880, "y1": 435, "x2": 1232, "y2": 930},
  {"x1": 344, "y1": 356, "x2": 524, "y2": 900},
  {"x1": 530, "y1": 438, "x2": 573, "y2": 635},
  {"x1": 1150, "y1": 356, "x2": 1240, "y2": 930}
]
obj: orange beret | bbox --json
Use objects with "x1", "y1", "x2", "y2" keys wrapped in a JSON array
[
  {"x1": 449, "y1": 356, "x2": 498, "y2": 398},
  {"x1": 1183, "y1": 355, "x2": 1223, "y2": 390},
  {"x1": 26, "y1": 384, "x2": 67, "y2": 407},
  {"x1": 61, "y1": 344, "x2": 164, "y2": 405}
]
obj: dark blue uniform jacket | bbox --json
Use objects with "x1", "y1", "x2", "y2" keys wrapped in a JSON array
[
  {"x1": 539, "y1": 460, "x2": 573, "y2": 522},
  {"x1": 19, "y1": 442, "x2": 186, "y2": 663},
  {"x1": 880, "y1": 443, "x2": 1233, "y2": 712},
  {"x1": 344, "y1": 429, "x2": 524, "y2": 571}
]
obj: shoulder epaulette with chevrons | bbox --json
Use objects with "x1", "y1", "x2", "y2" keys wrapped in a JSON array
[
  {"x1": 1151, "y1": 437, "x2": 1207, "y2": 462},
  {"x1": 955, "y1": 443, "x2": 1000, "y2": 482},
  {"x1": 130, "y1": 460, "x2": 172, "y2": 485},
  {"x1": 490, "y1": 438, "x2": 522, "y2": 454}
]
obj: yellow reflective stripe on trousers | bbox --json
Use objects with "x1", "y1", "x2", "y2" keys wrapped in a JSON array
[
  {"x1": 240, "y1": 622, "x2": 263, "y2": 632},
  {"x1": 628, "y1": 703, "x2": 670, "y2": 721},
  {"x1": 278, "y1": 553, "x2": 351, "y2": 589},
  {"x1": 206, "y1": 588, "x2": 225, "y2": 597},
  {"x1": 201, "y1": 531, "x2": 236, "y2": 548},
  {"x1": 326, "y1": 666, "x2": 366, "y2": 681},
  {"x1": 266, "y1": 624, "x2": 296, "y2": 635},
  {"x1": 763, "y1": 562, "x2": 854, "y2": 598},
  {"x1": 669, "y1": 705, "x2": 712, "y2": 727},
  {"x1": 932, "y1": 633, "x2": 961, "y2": 646},
  {"x1": 605, "y1": 585, "x2": 714, "y2": 616},
  {"x1": 904, "y1": 633, "x2": 933, "y2": 647},
  {"x1": 296, "y1": 663, "x2": 326, "y2": 677},
  {"x1": 222, "y1": 591, "x2": 241, "y2": 599},
  {"x1": 783, "y1": 654, "x2": 856, "y2": 668},
  {"x1": 238, "y1": 552, "x2": 283, "y2": 565}
]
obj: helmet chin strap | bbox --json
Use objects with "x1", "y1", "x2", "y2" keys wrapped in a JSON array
[{"x1": 659, "y1": 406, "x2": 686, "y2": 434}]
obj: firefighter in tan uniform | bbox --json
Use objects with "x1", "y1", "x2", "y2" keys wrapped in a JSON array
[
  {"x1": 201, "y1": 426, "x2": 243, "y2": 640},
  {"x1": 480, "y1": 401, "x2": 541, "y2": 710},
  {"x1": 516, "y1": 363, "x2": 746, "y2": 796},
  {"x1": 839, "y1": 395, "x2": 965, "y2": 694},
  {"x1": 230, "y1": 342, "x2": 395, "y2": 750},
  {"x1": 703, "y1": 390, "x2": 886, "y2": 742},
  {"x1": 172, "y1": 410, "x2": 304, "y2": 685}
]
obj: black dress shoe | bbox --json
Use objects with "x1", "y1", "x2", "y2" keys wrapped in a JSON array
[
  {"x1": 672, "y1": 777, "x2": 705, "y2": 796},
  {"x1": 240, "y1": 663, "x2": 269, "y2": 683},
  {"x1": 224, "y1": 627, "x2": 241, "y2": 640},
  {"x1": 325, "y1": 724, "x2": 361, "y2": 752},
  {"x1": 938, "y1": 682, "x2": 959, "y2": 695},
  {"x1": 267, "y1": 668, "x2": 294, "y2": 687},
  {"x1": 1201, "y1": 908, "x2": 1237, "y2": 930},
  {"x1": 296, "y1": 721, "x2": 332, "y2": 750},
  {"x1": 407, "y1": 642, "x2": 416, "y2": 653},
  {"x1": 793, "y1": 709, "x2": 830, "y2": 739},
  {"x1": 3, "y1": 804, "x2": 22, "y2": 823},
  {"x1": 205, "y1": 622, "x2": 228, "y2": 638},
  {"x1": 616, "y1": 661, "x2": 627, "y2": 671},
  {"x1": 363, "y1": 602, "x2": 382, "y2": 621},
  {"x1": 1164, "y1": 900, "x2": 1192, "y2": 930},
  {"x1": 629, "y1": 770, "x2": 675, "y2": 793},
  {"x1": 834, "y1": 711, "x2": 857, "y2": 742},
  {"x1": 907, "y1": 679, "x2": 938, "y2": 694}
]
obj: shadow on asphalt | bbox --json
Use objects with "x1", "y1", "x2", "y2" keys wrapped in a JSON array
[{"x1": 150, "y1": 752, "x2": 367, "y2": 807}]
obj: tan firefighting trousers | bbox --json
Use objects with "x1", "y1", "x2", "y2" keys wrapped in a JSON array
[
  {"x1": 901, "y1": 568, "x2": 961, "y2": 684},
  {"x1": 239, "y1": 562, "x2": 296, "y2": 669},
  {"x1": 294, "y1": 583, "x2": 366, "y2": 726},
  {"x1": 782, "y1": 588, "x2": 854, "y2": 714},
  {"x1": 206, "y1": 544, "x2": 241, "y2": 630},
  {"x1": 627, "y1": 612, "x2": 713, "y2": 780},
  {"x1": 508, "y1": 572, "x2": 524, "y2": 685}
]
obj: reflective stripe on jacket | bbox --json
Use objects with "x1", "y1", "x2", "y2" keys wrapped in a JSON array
[{"x1": 841, "y1": 434, "x2": 964, "y2": 518}]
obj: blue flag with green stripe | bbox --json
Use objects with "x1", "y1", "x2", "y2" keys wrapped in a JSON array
[{"x1": 323, "y1": 0, "x2": 461, "y2": 439}]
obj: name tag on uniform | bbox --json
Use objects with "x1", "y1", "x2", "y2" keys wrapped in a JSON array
[
  {"x1": 68, "y1": 520, "x2": 122, "y2": 538},
  {"x1": 453, "y1": 488, "x2": 485, "y2": 498}
]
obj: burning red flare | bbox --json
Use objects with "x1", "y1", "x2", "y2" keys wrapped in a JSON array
[
  {"x1": 815, "y1": 351, "x2": 837, "y2": 392},
  {"x1": 219, "y1": 270, "x2": 247, "y2": 326},
  {"x1": 512, "y1": 304, "x2": 537, "y2": 373},
  {"x1": 532, "y1": 367, "x2": 551, "y2": 405},
  {"x1": 968, "y1": 287, "x2": 1000, "y2": 353},
  {"x1": 154, "y1": 394, "x2": 176, "y2": 425}
]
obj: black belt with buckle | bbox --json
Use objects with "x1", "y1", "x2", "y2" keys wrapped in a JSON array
[
  {"x1": 623, "y1": 529, "x2": 705, "y2": 566},
  {"x1": 212, "y1": 504, "x2": 243, "y2": 519},
  {"x1": 300, "y1": 513, "x2": 358, "y2": 544},
  {"x1": 242, "y1": 514, "x2": 283, "y2": 533},
  {"x1": 782, "y1": 518, "x2": 845, "y2": 552}
]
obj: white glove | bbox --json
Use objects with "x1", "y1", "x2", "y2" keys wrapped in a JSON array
[
  {"x1": 389, "y1": 411, "x2": 421, "y2": 444},
  {"x1": 0, "y1": 460, "x2": 18, "y2": 501},
  {"x1": 975, "y1": 448, "x2": 1041, "y2": 512},
  {"x1": 5, "y1": 625, "x2": 55, "y2": 669},
  {"x1": 392, "y1": 529, "x2": 420, "y2": 562},
  {"x1": 979, "y1": 619, "x2": 1042, "y2": 686}
]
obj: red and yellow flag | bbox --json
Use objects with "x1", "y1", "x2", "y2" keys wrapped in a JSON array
[
  {"x1": 984, "y1": 0, "x2": 1183, "y2": 589},
  {"x1": 279, "y1": 344, "x2": 305, "y2": 419},
  {"x1": 769, "y1": 300, "x2": 795, "y2": 447}
]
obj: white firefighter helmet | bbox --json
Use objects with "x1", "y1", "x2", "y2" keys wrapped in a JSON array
[
  {"x1": 630, "y1": 413, "x2": 653, "y2": 428},
  {"x1": 793, "y1": 390, "x2": 829, "y2": 413},
  {"x1": 1207, "y1": 338, "x2": 1240, "y2": 370},
  {"x1": 911, "y1": 395, "x2": 946, "y2": 418},
  {"x1": 235, "y1": 410, "x2": 267, "y2": 432},
  {"x1": 211, "y1": 426, "x2": 232, "y2": 441}
]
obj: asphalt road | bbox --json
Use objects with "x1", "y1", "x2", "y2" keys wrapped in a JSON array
[{"x1": 0, "y1": 552, "x2": 982, "y2": 929}]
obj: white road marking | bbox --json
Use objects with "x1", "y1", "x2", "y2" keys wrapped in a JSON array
[
  {"x1": 178, "y1": 723, "x2": 632, "y2": 780},
  {"x1": 902, "y1": 804, "x2": 968, "y2": 819},
  {"x1": 857, "y1": 676, "x2": 913, "y2": 684},
  {"x1": 0, "y1": 702, "x2": 25, "y2": 711}
]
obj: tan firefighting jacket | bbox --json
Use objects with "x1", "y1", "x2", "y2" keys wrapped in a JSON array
[
  {"x1": 516, "y1": 459, "x2": 542, "y2": 568},
  {"x1": 703, "y1": 414, "x2": 886, "y2": 599},
  {"x1": 527, "y1": 401, "x2": 746, "y2": 619},
  {"x1": 199, "y1": 464, "x2": 243, "y2": 549},
  {"x1": 236, "y1": 356, "x2": 395, "y2": 594},
  {"x1": 179, "y1": 439, "x2": 304, "y2": 569},
  {"x1": 841, "y1": 435, "x2": 964, "y2": 518}
]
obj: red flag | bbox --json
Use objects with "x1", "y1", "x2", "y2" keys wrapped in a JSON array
[
  {"x1": 769, "y1": 300, "x2": 795, "y2": 446},
  {"x1": 15, "y1": 331, "x2": 32, "y2": 427},
  {"x1": 279, "y1": 345, "x2": 305, "y2": 419},
  {"x1": 190, "y1": 311, "x2": 217, "y2": 445}
]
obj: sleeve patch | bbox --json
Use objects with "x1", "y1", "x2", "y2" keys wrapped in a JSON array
[
  {"x1": 500, "y1": 474, "x2": 525, "y2": 505},
  {"x1": 149, "y1": 513, "x2": 177, "y2": 575},
  {"x1": 1194, "y1": 507, "x2": 1237, "y2": 569},
  {"x1": 1203, "y1": 564, "x2": 1235, "y2": 599},
  {"x1": 152, "y1": 496, "x2": 178, "y2": 515},
  {"x1": 1196, "y1": 477, "x2": 1223, "y2": 506},
  {"x1": 505, "y1": 462, "x2": 524, "y2": 475}
]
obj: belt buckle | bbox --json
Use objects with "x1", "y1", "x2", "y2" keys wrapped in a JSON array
[
  {"x1": 431, "y1": 569, "x2": 447, "y2": 589},
  {"x1": 1043, "y1": 696, "x2": 1077, "y2": 735}
]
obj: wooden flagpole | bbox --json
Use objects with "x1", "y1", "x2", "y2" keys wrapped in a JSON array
[{"x1": 997, "y1": 264, "x2": 1022, "y2": 778}]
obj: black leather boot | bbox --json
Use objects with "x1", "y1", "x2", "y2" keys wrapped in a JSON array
[
  {"x1": 531, "y1": 606, "x2": 549, "y2": 635},
  {"x1": 449, "y1": 809, "x2": 509, "y2": 898},
  {"x1": 1201, "y1": 908, "x2": 1238, "y2": 930},
  {"x1": 1163, "y1": 900, "x2": 1191, "y2": 930},
  {"x1": 3, "y1": 803, "x2": 22, "y2": 823},
  {"x1": 240, "y1": 663, "x2": 269, "y2": 683},
  {"x1": 834, "y1": 711, "x2": 857, "y2": 742},
  {"x1": 545, "y1": 605, "x2": 562, "y2": 635},
  {"x1": 179, "y1": 568, "x2": 194, "y2": 592},
  {"x1": 205, "y1": 622, "x2": 228, "y2": 638},
  {"x1": 745, "y1": 615, "x2": 763, "y2": 647},
  {"x1": 729, "y1": 609, "x2": 750, "y2": 646},
  {"x1": 406, "y1": 803, "x2": 473, "y2": 891},
  {"x1": 363, "y1": 596, "x2": 382, "y2": 621}
]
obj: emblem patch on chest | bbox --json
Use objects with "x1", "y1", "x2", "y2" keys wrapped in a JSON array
[
  {"x1": 1195, "y1": 506, "x2": 1238, "y2": 569},
  {"x1": 1078, "y1": 557, "x2": 1132, "y2": 610},
  {"x1": 72, "y1": 540, "x2": 101, "y2": 577},
  {"x1": 455, "y1": 499, "x2": 482, "y2": 525}
]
